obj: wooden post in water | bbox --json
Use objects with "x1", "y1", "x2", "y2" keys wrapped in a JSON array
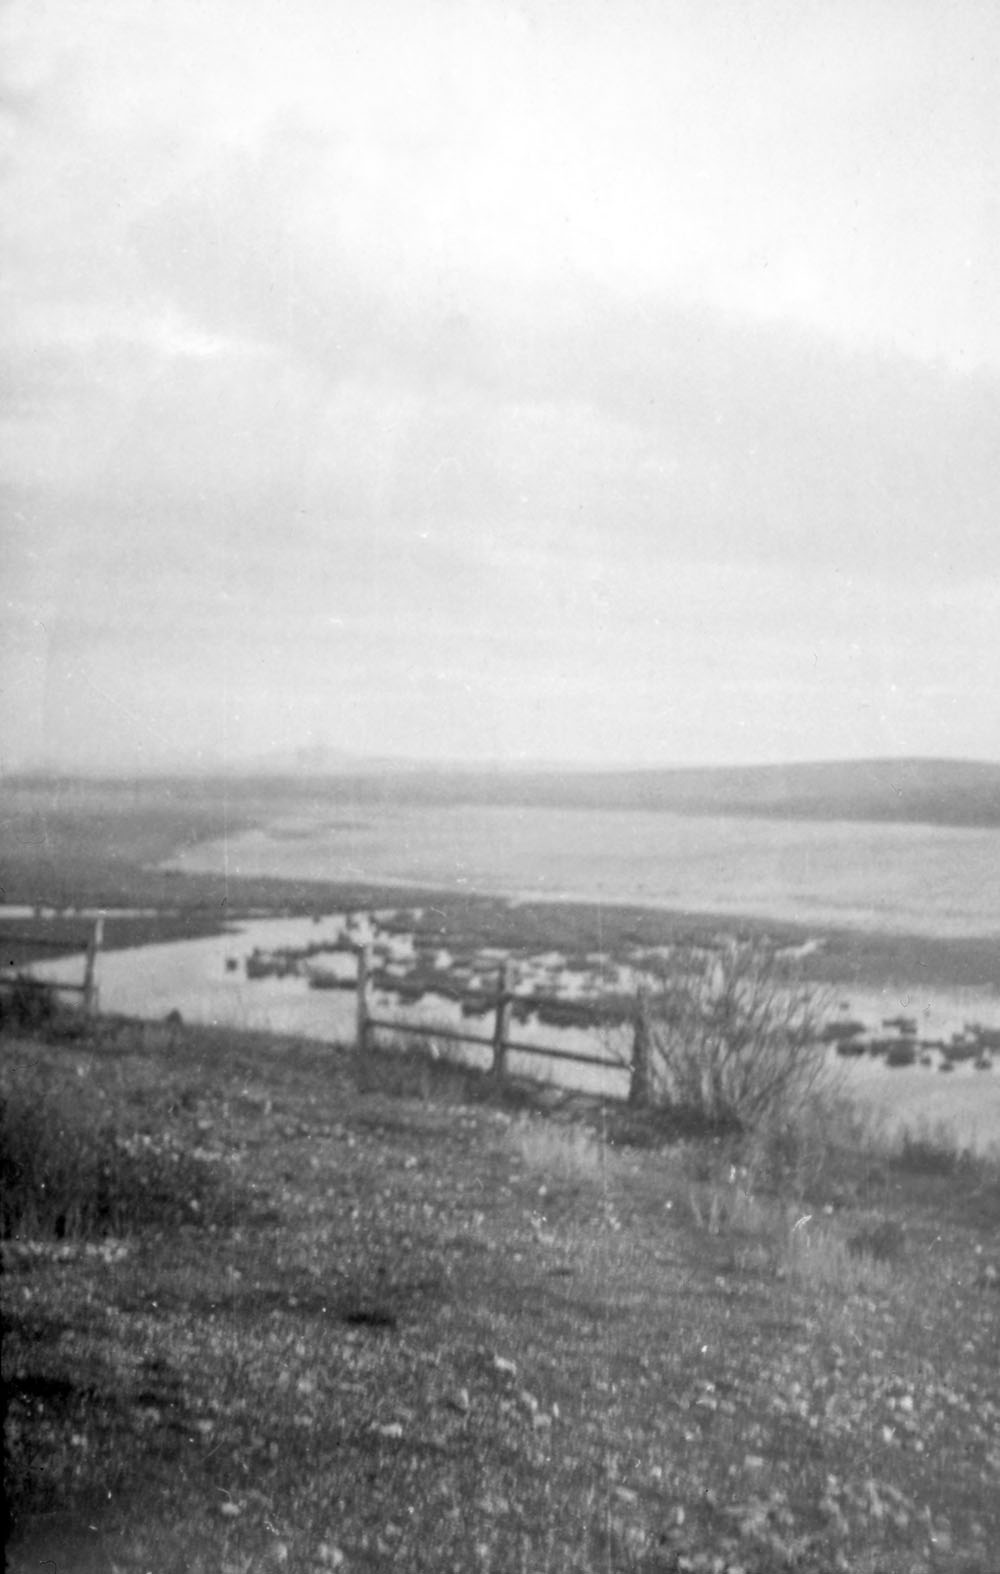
[
  {"x1": 82, "y1": 916, "x2": 104, "y2": 1017},
  {"x1": 491, "y1": 961, "x2": 512, "y2": 1082},
  {"x1": 355, "y1": 944, "x2": 371, "y2": 1058}
]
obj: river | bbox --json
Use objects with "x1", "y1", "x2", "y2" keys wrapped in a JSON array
[{"x1": 164, "y1": 805, "x2": 1000, "y2": 939}]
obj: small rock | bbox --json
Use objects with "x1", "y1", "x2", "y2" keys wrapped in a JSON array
[{"x1": 493, "y1": 1355, "x2": 517, "y2": 1378}]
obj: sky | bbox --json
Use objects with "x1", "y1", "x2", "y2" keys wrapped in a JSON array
[{"x1": 2, "y1": 0, "x2": 999, "y2": 773}]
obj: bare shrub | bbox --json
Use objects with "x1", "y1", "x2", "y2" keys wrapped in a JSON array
[{"x1": 634, "y1": 940, "x2": 828, "y2": 1132}]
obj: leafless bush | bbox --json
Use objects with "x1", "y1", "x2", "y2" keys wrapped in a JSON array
[{"x1": 633, "y1": 940, "x2": 828, "y2": 1132}]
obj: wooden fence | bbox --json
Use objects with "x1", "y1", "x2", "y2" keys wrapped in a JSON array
[
  {"x1": 354, "y1": 946, "x2": 648, "y2": 1102},
  {"x1": 1, "y1": 917, "x2": 104, "y2": 1015},
  {"x1": 1, "y1": 920, "x2": 653, "y2": 1103}
]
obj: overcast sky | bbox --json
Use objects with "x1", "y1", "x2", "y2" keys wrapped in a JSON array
[{"x1": 2, "y1": 0, "x2": 998, "y2": 773}]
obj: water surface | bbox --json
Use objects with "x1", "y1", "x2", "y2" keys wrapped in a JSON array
[{"x1": 167, "y1": 806, "x2": 1000, "y2": 939}]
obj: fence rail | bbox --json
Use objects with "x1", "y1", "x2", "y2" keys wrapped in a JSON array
[
  {"x1": 354, "y1": 946, "x2": 639, "y2": 1096},
  {"x1": 3, "y1": 920, "x2": 641, "y2": 1096},
  {"x1": 2, "y1": 917, "x2": 104, "y2": 1014}
]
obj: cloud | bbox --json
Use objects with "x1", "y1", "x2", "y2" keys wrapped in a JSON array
[{"x1": 2, "y1": 0, "x2": 998, "y2": 769}]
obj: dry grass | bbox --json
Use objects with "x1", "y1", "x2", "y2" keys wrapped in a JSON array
[
  {"x1": 0, "y1": 1043, "x2": 234, "y2": 1240},
  {"x1": 893, "y1": 1115, "x2": 987, "y2": 1175},
  {"x1": 4, "y1": 1017, "x2": 999, "y2": 1574},
  {"x1": 506, "y1": 1114, "x2": 609, "y2": 1181},
  {"x1": 784, "y1": 1216, "x2": 897, "y2": 1294},
  {"x1": 677, "y1": 1095, "x2": 923, "y2": 1299}
]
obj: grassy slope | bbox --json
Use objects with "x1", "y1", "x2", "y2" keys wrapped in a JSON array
[{"x1": 4, "y1": 1021, "x2": 999, "y2": 1574}]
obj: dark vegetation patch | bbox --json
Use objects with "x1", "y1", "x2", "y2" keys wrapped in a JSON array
[
  {"x1": 0, "y1": 972, "x2": 61, "y2": 1031},
  {"x1": 0, "y1": 1041, "x2": 239, "y2": 1240},
  {"x1": 885, "y1": 1041, "x2": 917, "y2": 1067}
]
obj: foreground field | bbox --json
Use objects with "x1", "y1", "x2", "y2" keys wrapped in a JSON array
[{"x1": 3, "y1": 1017, "x2": 999, "y2": 1573}]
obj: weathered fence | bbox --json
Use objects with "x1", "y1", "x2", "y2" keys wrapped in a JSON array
[
  {"x1": 0, "y1": 918, "x2": 650, "y2": 1101},
  {"x1": 1, "y1": 917, "x2": 104, "y2": 1015},
  {"x1": 352, "y1": 944, "x2": 646, "y2": 1101}
]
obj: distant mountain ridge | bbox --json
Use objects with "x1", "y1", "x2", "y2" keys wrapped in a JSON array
[
  {"x1": 340, "y1": 757, "x2": 1000, "y2": 826},
  {"x1": 245, "y1": 756, "x2": 1000, "y2": 828},
  {"x1": 9, "y1": 757, "x2": 1000, "y2": 829}
]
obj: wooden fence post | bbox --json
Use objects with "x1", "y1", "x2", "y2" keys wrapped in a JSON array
[
  {"x1": 629, "y1": 988, "x2": 653, "y2": 1108},
  {"x1": 82, "y1": 916, "x2": 104, "y2": 1017},
  {"x1": 491, "y1": 961, "x2": 512, "y2": 1081},
  {"x1": 355, "y1": 944, "x2": 371, "y2": 1057}
]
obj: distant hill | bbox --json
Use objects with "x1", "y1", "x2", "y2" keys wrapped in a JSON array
[
  {"x1": 9, "y1": 758, "x2": 1000, "y2": 829},
  {"x1": 241, "y1": 756, "x2": 1000, "y2": 828}
]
